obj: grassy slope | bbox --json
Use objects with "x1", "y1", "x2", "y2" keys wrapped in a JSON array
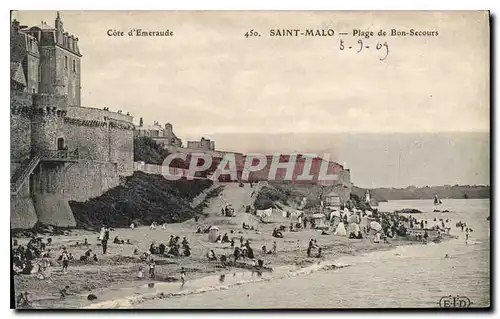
[{"x1": 69, "y1": 171, "x2": 213, "y2": 229}]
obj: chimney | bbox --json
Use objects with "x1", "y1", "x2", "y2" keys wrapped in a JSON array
[
  {"x1": 68, "y1": 35, "x2": 74, "y2": 51},
  {"x1": 12, "y1": 19, "x2": 20, "y2": 33}
]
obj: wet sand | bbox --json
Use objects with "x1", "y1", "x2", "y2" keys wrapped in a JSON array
[{"x1": 13, "y1": 213, "x2": 433, "y2": 309}]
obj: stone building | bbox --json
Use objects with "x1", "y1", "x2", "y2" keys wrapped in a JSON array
[
  {"x1": 10, "y1": 13, "x2": 134, "y2": 229},
  {"x1": 187, "y1": 137, "x2": 215, "y2": 151},
  {"x1": 11, "y1": 12, "x2": 81, "y2": 105},
  {"x1": 135, "y1": 118, "x2": 183, "y2": 147}
]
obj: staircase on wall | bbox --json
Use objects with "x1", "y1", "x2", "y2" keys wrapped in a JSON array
[
  {"x1": 10, "y1": 155, "x2": 40, "y2": 195},
  {"x1": 11, "y1": 149, "x2": 82, "y2": 195}
]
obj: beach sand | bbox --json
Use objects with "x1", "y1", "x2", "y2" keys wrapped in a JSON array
[{"x1": 13, "y1": 212, "x2": 425, "y2": 309}]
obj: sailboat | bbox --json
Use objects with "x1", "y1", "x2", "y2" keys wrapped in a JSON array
[
  {"x1": 434, "y1": 194, "x2": 442, "y2": 205},
  {"x1": 365, "y1": 190, "x2": 379, "y2": 207}
]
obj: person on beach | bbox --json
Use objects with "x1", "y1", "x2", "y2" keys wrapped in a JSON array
[
  {"x1": 137, "y1": 265, "x2": 144, "y2": 279},
  {"x1": 307, "y1": 239, "x2": 314, "y2": 257},
  {"x1": 130, "y1": 223, "x2": 135, "y2": 230},
  {"x1": 465, "y1": 233, "x2": 469, "y2": 244},
  {"x1": 231, "y1": 239, "x2": 235, "y2": 248},
  {"x1": 150, "y1": 222, "x2": 156, "y2": 230},
  {"x1": 102, "y1": 234, "x2": 108, "y2": 255},
  {"x1": 272, "y1": 241, "x2": 277, "y2": 254},
  {"x1": 61, "y1": 249, "x2": 69, "y2": 273},
  {"x1": 149, "y1": 260, "x2": 156, "y2": 278},
  {"x1": 180, "y1": 267, "x2": 186, "y2": 287}
]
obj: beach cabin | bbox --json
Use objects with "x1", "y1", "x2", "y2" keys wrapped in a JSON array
[
  {"x1": 325, "y1": 192, "x2": 341, "y2": 210},
  {"x1": 311, "y1": 213, "x2": 328, "y2": 229},
  {"x1": 208, "y1": 226, "x2": 220, "y2": 242}
]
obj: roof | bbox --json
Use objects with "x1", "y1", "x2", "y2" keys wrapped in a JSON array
[{"x1": 31, "y1": 23, "x2": 55, "y2": 30}]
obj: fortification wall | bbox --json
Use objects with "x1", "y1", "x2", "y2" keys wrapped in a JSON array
[
  {"x1": 31, "y1": 94, "x2": 67, "y2": 153},
  {"x1": 64, "y1": 160, "x2": 119, "y2": 202},
  {"x1": 33, "y1": 193, "x2": 75, "y2": 227},
  {"x1": 109, "y1": 122, "x2": 134, "y2": 173},
  {"x1": 67, "y1": 106, "x2": 133, "y2": 123},
  {"x1": 64, "y1": 119, "x2": 110, "y2": 161},
  {"x1": 63, "y1": 107, "x2": 134, "y2": 173},
  {"x1": 11, "y1": 181, "x2": 38, "y2": 229},
  {"x1": 10, "y1": 91, "x2": 32, "y2": 163},
  {"x1": 30, "y1": 162, "x2": 76, "y2": 227}
]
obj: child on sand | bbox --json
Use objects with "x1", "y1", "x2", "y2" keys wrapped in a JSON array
[
  {"x1": 137, "y1": 265, "x2": 144, "y2": 279},
  {"x1": 61, "y1": 249, "x2": 69, "y2": 273},
  {"x1": 180, "y1": 267, "x2": 186, "y2": 287}
]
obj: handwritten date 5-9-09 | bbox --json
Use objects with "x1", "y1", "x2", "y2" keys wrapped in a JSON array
[{"x1": 340, "y1": 39, "x2": 390, "y2": 61}]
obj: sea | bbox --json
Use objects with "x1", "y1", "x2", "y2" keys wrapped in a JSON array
[{"x1": 90, "y1": 199, "x2": 491, "y2": 309}]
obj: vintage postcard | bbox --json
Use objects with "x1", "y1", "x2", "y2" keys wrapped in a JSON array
[{"x1": 10, "y1": 10, "x2": 490, "y2": 309}]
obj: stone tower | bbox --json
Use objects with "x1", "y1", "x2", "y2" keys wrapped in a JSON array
[{"x1": 29, "y1": 12, "x2": 82, "y2": 106}]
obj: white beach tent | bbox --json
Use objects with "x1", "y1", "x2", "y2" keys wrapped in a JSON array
[
  {"x1": 256, "y1": 208, "x2": 273, "y2": 219},
  {"x1": 365, "y1": 210, "x2": 373, "y2": 217},
  {"x1": 334, "y1": 222, "x2": 347, "y2": 236},
  {"x1": 208, "y1": 226, "x2": 220, "y2": 242}
]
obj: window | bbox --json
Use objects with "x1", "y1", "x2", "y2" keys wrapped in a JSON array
[
  {"x1": 38, "y1": 64, "x2": 41, "y2": 82},
  {"x1": 72, "y1": 60, "x2": 76, "y2": 72},
  {"x1": 64, "y1": 56, "x2": 68, "y2": 69}
]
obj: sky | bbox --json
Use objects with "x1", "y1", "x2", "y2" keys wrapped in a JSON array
[{"x1": 11, "y1": 11, "x2": 490, "y2": 187}]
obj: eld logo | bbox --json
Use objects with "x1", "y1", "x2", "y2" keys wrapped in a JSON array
[{"x1": 438, "y1": 295, "x2": 472, "y2": 308}]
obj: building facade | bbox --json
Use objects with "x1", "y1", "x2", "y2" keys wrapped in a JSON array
[{"x1": 135, "y1": 119, "x2": 183, "y2": 147}]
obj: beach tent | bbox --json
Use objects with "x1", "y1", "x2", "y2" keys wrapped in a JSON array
[
  {"x1": 365, "y1": 210, "x2": 373, "y2": 217},
  {"x1": 347, "y1": 223, "x2": 361, "y2": 236},
  {"x1": 370, "y1": 221, "x2": 382, "y2": 231},
  {"x1": 208, "y1": 226, "x2": 220, "y2": 242},
  {"x1": 311, "y1": 213, "x2": 327, "y2": 228},
  {"x1": 256, "y1": 208, "x2": 273, "y2": 219},
  {"x1": 334, "y1": 222, "x2": 347, "y2": 236},
  {"x1": 348, "y1": 214, "x2": 360, "y2": 224},
  {"x1": 329, "y1": 210, "x2": 341, "y2": 220}
]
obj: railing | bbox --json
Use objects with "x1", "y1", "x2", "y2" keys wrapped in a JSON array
[
  {"x1": 10, "y1": 154, "x2": 41, "y2": 195},
  {"x1": 11, "y1": 148, "x2": 82, "y2": 195},
  {"x1": 39, "y1": 149, "x2": 81, "y2": 161}
]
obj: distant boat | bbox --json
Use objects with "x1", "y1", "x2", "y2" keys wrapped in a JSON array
[
  {"x1": 365, "y1": 190, "x2": 379, "y2": 207},
  {"x1": 434, "y1": 194, "x2": 442, "y2": 205}
]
